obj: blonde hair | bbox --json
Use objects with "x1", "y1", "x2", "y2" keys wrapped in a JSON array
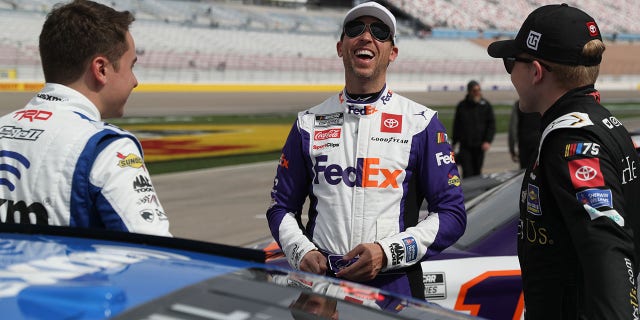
[{"x1": 544, "y1": 39, "x2": 606, "y2": 89}]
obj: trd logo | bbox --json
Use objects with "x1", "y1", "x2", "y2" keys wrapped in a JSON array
[
  {"x1": 13, "y1": 110, "x2": 52, "y2": 122},
  {"x1": 313, "y1": 155, "x2": 403, "y2": 188},
  {"x1": 0, "y1": 150, "x2": 30, "y2": 191}
]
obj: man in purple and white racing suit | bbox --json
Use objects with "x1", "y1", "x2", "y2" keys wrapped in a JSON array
[{"x1": 266, "y1": 2, "x2": 466, "y2": 299}]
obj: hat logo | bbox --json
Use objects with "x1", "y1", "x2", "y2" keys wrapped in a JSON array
[
  {"x1": 526, "y1": 31, "x2": 541, "y2": 51},
  {"x1": 586, "y1": 22, "x2": 599, "y2": 37}
]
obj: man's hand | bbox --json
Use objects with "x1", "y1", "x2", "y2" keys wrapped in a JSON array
[
  {"x1": 511, "y1": 152, "x2": 519, "y2": 163},
  {"x1": 299, "y1": 250, "x2": 327, "y2": 275},
  {"x1": 335, "y1": 243, "x2": 386, "y2": 282},
  {"x1": 481, "y1": 142, "x2": 492, "y2": 152}
]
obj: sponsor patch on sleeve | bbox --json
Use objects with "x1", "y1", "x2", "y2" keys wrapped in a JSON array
[
  {"x1": 583, "y1": 204, "x2": 625, "y2": 227},
  {"x1": 568, "y1": 158, "x2": 604, "y2": 188},
  {"x1": 576, "y1": 188, "x2": 613, "y2": 209},
  {"x1": 436, "y1": 132, "x2": 449, "y2": 144},
  {"x1": 526, "y1": 183, "x2": 541, "y2": 216},
  {"x1": 117, "y1": 152, "x2": 144, "y2": 169},
  {"x1": 564, "y1": 142, "x2": 599, "y2": 157},
  {"x1": 402, "y1": 237, "x2": 418, "y2": 263}
]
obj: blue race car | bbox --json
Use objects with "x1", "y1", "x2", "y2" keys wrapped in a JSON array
[{"x1": 0, "y1": 224, "x2": 479, "y2": 320}]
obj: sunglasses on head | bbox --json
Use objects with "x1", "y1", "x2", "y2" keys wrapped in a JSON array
[
  {"x1": 502, "y1": 57, "x2": 552, "y2": 74},
  {"x1": 344, "y1": 20, "x2": 392, "y2": 42}
]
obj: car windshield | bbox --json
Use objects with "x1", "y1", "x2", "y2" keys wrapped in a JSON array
[{"x1": 453, "y1": 171, "x2": 524, "y2": 250}]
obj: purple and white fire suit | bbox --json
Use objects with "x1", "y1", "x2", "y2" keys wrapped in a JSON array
[{"x1": 267, "y1": 87, "x2": 466, "y2": 298}]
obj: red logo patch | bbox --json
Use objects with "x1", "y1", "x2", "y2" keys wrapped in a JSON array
[
  {"x1": 568, "y1": 158, "x2": 604, "y2": 188},
  {"x1": 314, "y1": 128, "x2": 341, "y2": 140},
  {"x1": 381, "y1": 113, "x2": 402, "y2": 133},
  {"x1": 586, "y1": 22, "x2": 599, "y2": 37}
]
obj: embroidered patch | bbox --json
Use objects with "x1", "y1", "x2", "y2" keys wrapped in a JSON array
[
  {"x1": 526, "y1": 183, "x2": 541, "y2": 216},
  {"x1": 402, "y1": 237, "x2": 418, "y2": 263},
  {"x1": 576, "y1": 188, "x2": 612, "y2": 209},
  {"x1": 568, "y1": 158, "x2": 604, "y2": 188}
]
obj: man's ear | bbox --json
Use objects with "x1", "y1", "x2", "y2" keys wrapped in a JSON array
[
  {"x1": 531, "y1": 60, "x2": 545, "y2": 85},
  {"x1": 389, "y1": 45, "x2": 398, "y2": 62},
  {"x1": 336, "y1": 41, "x2": 343, "y2": 57},
  {"x1": 91, "y1": 56, "x2": 109, "y2": 85}
]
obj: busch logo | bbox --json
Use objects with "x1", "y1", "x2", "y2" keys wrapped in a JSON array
[
  {"x1": 313, "y1": 155, "x2": 403, "y2": 188},
  {"x1": 0, "y1": 199, "x2": 48, "y2": 225},
  {"x1": 314, "y1": 128, "x2": 341, "y2": 141},
  {"x1": 435, "y1": 151, "x2": 455, "y2": 166},
  {"x1": 389, "y1": 243, "x2": 405, "y2": 266}
]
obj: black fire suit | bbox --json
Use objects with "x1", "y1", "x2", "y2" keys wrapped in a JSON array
[{"x1": 519, "y1": 85, "x2": 640, "y2": 319}]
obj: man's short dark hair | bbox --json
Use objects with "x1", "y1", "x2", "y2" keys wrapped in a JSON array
[{"x1": 39, "y1": 0, "x2": 134, "y2": 84}]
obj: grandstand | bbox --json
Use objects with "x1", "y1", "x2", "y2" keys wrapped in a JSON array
[{"x1": 0, "y1": 0, "x2": 639, "y2": 91}]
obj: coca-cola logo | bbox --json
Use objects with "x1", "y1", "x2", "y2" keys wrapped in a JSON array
[{"x1": 314, "y1": 128, "x2": 341, "y2": 141}]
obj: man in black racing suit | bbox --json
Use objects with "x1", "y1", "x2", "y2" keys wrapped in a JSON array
[{"x1": 488, "y1": 4, "x2": 640, "y2": 319}]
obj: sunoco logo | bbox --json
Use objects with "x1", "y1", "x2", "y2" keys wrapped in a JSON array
[{"x1": 117, "y1": 152, "x2": 143, "y2": 169}]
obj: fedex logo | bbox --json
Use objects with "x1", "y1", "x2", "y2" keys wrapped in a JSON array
[
  {"x1": 347, "y1": 105, "x2": 377, "y2": 115},
  {"x1": 313, "y1": 155, "x2": 403, "y2": 188},
  {"x1": 435, "y1": 151, "x2": 455, "y2": 166}
]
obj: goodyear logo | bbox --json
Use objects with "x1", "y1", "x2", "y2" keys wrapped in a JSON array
[{"x1": 117, "y1": 152, "x2": 143, "y2": 169}]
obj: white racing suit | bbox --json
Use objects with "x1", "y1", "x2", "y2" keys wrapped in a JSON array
[
  {"x1": 267, "y1": 87, "x2": 466, "y2": 298},
  {"x1": 0, "y1": 83, "x2": 171, "y2": 236}
]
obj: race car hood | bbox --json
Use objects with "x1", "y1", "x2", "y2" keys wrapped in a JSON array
[{"x1": 0, "y1": 225, "x2": 479, "y2": 320}]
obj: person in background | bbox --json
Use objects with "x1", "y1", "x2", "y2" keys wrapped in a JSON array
[
  {"x1": 508, "y1": 100, "x2": 541, "y2": 169},
  {"x1": 451, "y1": 80, "x2": 496, "y2": 178},
  {"x1": 0, "y1": 0, "x2": 171, "y2": 236},
  {"x1": 266, "y1": 2, "x2": 465, "y2": 300},
  {"x1": 488, "y1": 3, "x2": 639, "y2": 319}
]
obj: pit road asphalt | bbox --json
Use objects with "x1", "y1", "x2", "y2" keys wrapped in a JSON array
[{"x1": 2, "y1": 90, "x2": 639, "y2": 246}]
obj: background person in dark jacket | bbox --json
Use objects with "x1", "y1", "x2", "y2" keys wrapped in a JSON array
[
  {"x1": 452, "y1": 80, "x2": 496, "y2": 177},
  {"x1": 508, "y1": 100, "x2": 541, "y2": 169}
]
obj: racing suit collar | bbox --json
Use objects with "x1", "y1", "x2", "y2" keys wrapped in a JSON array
[
  {"x1": 341, "y1": 84, "x2": 389, "y2": 104},
  {"x1": 540, "y1": 84, "x2": 598, "y2": 129},
  {"x1": 33, "y1": 83, "x2": 102, "y2": 121}
]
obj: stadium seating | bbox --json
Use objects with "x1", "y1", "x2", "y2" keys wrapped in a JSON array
[{"x1": 0, "y1": 0, "x2": 638, "y2": 89}]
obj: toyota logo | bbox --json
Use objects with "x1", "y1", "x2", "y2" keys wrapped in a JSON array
[
  {"x1": 384, "y1": 118, "x2": 399, "y2": 129},
  {"x1": 575, "y1": 165, "x2": 597, "y2": 181}
]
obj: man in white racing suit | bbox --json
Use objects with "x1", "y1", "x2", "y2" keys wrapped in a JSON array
[
  {"x1": 266, "y1": 2, "x2": 465, "y2": 299},
  {"x1": 0, "y1": 0, "x2": 170, "y2": 236}
]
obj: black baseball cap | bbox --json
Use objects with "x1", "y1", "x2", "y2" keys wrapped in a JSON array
[{"x1": 488, "y1": 3, "x2": 602, "y2": 66}]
